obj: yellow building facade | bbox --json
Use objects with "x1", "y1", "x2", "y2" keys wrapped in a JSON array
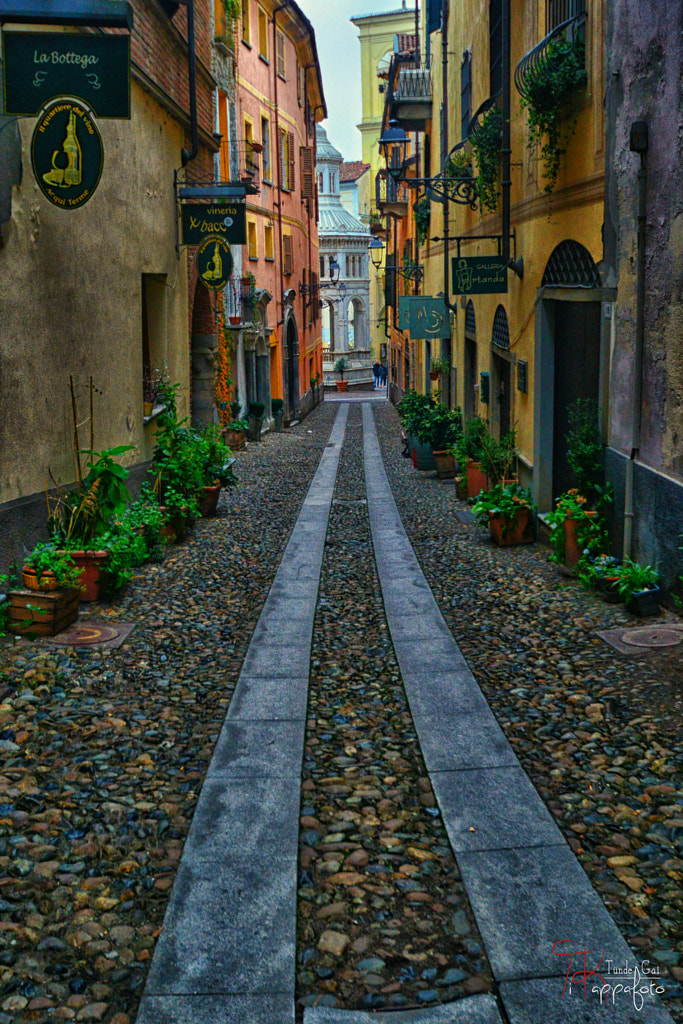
[
  {"x1": 351, "y1": 5, "x2": 416, "y2": 362},
  {"x1": 392, "y1": 0, "x2": 606, "y2": 510}
]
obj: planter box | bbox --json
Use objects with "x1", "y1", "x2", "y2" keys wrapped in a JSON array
[
  {"x1": 247, "y1": 415, "x2": 263, "y2": 441},
  {"x1": 466, "y1": 459, "x2": 488, "y2": 498},
  {"x1": 8, "y1": 587, "x2": 79, "y2": 637},
  {"x1": 489, "y1": 508, "x2": 535, "y2": 547},
  {"x1": 223, "y1": 428, "x2": 246, "y2": 451},
  {"x1": 335, "y1": 380, "x2": 348, "y2": 392},
  {"x1": 433, "y1": 450, "x2": 456, "y2": 479},
  {"x1": 626, "y1": 585, "x2": 662, "y2": 617}
]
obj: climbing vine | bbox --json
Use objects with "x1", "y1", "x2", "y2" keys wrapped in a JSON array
[
  {"x1": 413, "y1": 195, "x2": 431, "y2": 246},
  {"x1": 214, "y1": 298, "x2": 233, "y2": 426},
  {"x1": 470, "y1": 106, "x2": 502, "y2": 213},
  {"x1": 520, "y1": 37, "x2": 585, "y2": 193},
  {"x1": 223, "y1": 0, "x2": 241, "y2": 20}
]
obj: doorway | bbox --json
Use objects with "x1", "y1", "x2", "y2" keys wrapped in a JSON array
[{"x1": 552, "y1": 300, "x2": 601, "y2": 497}]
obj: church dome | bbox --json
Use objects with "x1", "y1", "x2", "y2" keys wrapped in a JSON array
[{"x1": 316, "y1": 124, "x2": 343, "y2": 164}]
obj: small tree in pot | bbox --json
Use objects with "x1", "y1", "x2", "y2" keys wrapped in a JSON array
[
  {"x1": 247, "y1": 401, "x2": 266, "y2": 440},
  {"x1": 334, "y1": 356, "x2": 350, "y2": 392}
]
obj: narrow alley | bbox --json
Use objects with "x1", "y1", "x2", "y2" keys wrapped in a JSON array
[{"x1": 1, "y1": 397, "x2": 680, "y2": 1024}]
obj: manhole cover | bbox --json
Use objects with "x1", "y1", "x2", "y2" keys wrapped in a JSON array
[
  {"x1": 621, "y1": 626, "x2": 683, "y2": 649},
  {"x1": 50, "y1": 624, "x2": 121, "y2": 646}
]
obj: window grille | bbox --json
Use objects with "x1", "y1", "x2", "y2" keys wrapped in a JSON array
[
  {"x1": 460, "y1": 51, "x2": 472, "y2": 142},
  {"x1": 491, "y1": 304, "x2": 510, "y2": 349},
  {"x1": 547, "y1": 0, "x2": 585, "y2": 30},
  {"x1": 542, "y1": 239, "x2": 601, "y2": 287},
  {"x1": 489, "y1": 0, "x2": 503, "y2": 97},
  {"x1": 465, "y1": 299, "x2": 476, "y2": 338}
]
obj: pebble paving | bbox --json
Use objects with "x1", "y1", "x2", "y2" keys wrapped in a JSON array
[
  {"x1": 373, "y1": 399, "x2": 683, "y2": 1023},
  {"x1": 0, "y1": 406, "x2": 337, "y2": 1024},
  {"x1": 296, "y1": 405, "x2": 493, "y2": 1013}
]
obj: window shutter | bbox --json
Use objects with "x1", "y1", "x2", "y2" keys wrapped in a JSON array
[
  {"x1": 283, "y1": 234, "x2": 293, "y2": 275},
  {"x1": 277, "y1": 127, "x2": 285, "y2": 186},
  {"x1": 311, "y1": 270, "x2": 319, "y2": 322},
  {"x1": 277, "y1": 31, "x2": 286, "y2": 78},
  {"x1": 427, "y1": 0, "x2": 443, "y2": 34},
  {"x1": 385, "y1": 254, "x2": 396, "y2": 309},
  {"x1": 300, "y1": 146, "x2": 314, "y2": 199},
  {"x1": 287, "y1": 131, "x2": 296, "y2": 191}
]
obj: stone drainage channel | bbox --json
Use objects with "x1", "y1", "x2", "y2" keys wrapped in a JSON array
[{"x1": 136, "y1": 401, "x2": 674, "y2": 1024}]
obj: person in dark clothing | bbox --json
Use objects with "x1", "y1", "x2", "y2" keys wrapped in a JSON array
[
  {"x1": 373, "y1": 361, "x2": 381, "y2": 388},
  {"x1": 380, "y1": 363, "x2": 388, "y2": 387}
]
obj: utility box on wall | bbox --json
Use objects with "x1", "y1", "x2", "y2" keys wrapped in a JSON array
[
  {"x1": 480, "y1": 371, "x2": 489, "y2": 404},
  {"x1": 517, "y1": 360, "x2": 528, "y2": 393}
]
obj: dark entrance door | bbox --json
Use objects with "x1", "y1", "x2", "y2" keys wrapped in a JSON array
[
  {"x1": 464, "y1": 337, "x2": 477, "y2": 421},
  {"x1": 552, "y1": 300, "x2": 601, "y2": 497},
  {"x1": 286, "y1": 317, "x2": 298, "y2": 418},
  {"x1": 492, "y1": 351, "x2": 511, "y2": 436}
]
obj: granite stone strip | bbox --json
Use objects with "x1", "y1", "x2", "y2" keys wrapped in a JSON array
[
  {"x1": 361, "y1": 404, "x2": 675, "y2": 1024},
  {"x1": 304, "y1": 993, "x2": 505, "y2": 1024},
  {"x1": 136, "y1": 405, "x2": 349, "y2": 1024}
]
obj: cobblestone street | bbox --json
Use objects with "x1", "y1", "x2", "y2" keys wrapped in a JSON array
[{"x1": 0, "y1": 397, "x2": 681, "y2": 1024}]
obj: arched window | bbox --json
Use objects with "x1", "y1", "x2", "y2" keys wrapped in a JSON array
[
  {"x1": 491, "y1": 305, "x2": 510, "y2": 350},
  {"x1": 542, "y1": 240, "x2": 601, "y2": 288}
]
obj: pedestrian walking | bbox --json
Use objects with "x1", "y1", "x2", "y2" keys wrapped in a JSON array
[
  {"x1": 380, "y1": 363, "x2": 388, "y2": 388},
  {"x1": 373, "y1": 361, "x2": 381, "y2": 389}
]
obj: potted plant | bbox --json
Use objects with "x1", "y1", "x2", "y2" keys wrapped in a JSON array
[
  {"x1": 397, "y1": 390, "x2": 437, "y2": 470},
  {"x1": 151, "y1": 381, "x2": 204, "y2": 540},
  {"x1": 414, "y1": 403, "x2": 462, "y2": 478},
  {"x1": 454, "y1": 415, "x2": 489, "y2": 497},
  {"x1": 369, "y1": 210, "x2": 384, "y2": 235},
  {"x1": 617, "y1": 560, "x2": 662, "y2": 616},
  {"x1": 272, "y1": 398, "x2": 285, "y2": 433},
  {"x1": 479, "y1": 427, "x2": 518, "y2": 486},
  {"x1": 472, "y1": 483, "x2": 536, "y2": 547},
  {"x1": 223, "y1": 419, "x2": 248, "y2": 450},
  {"x1": 413, "y1": 195, "x2": 431, "y2": 247},
  {"x1": 471, "y1": 105, "x2": 502, "y2": 213},
  {"x1": 22, "y1": 543, "x2": 80, "y2": 592},
  {"x1": 247, "y1": 401, "x2": 266, "y2": 440},
  {"x1": 196, "y1": 425, "x2": 236, "y2": 516},
  {"x1": 143, "y1": 368, "x2": 160, "y2": 417},
  {"x1": 429, "y1": 355, "x2": 450, "y2": 382},
  {"x1": 11, "y1": 544, "x2": 80, "y2": 635},
  {"x1": 546, "y1": 488, "x2": 609, "y2": 571},
  {"x1": 334, "y1": 356, "x2": 350, "y2": 392}
]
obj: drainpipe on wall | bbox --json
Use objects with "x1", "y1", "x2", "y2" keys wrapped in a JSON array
[
  {"x1": 179, "y1": 0, "x2": 198, "y2": 165},
  {"x1": 501, "y1": 0, "x2": 511, "y2": 267},
  {"x1": 623, "y1": 121, "x2": 649, "y2": 560},
  {"x1": 273, "y1": 1, "x2": 290, "y2": 401},
  {"x1": 440, "y1": 0, "x2": 455, "y2": 407}
]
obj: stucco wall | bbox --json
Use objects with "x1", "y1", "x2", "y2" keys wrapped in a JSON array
[
  {"x1": 604, "y1": 1, "x2": 683, "y2": 474},
  {"x1": 0, "y1": 80, "x2": 190, "y2": 510}
]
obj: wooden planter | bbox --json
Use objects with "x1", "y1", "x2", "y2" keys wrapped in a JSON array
[
  {"x1": 335, "y1": 380, "x2": 348, "y2": 392},
  {"x1": 466, "y1": 459, "x2": 488, "y2": 498},
  {"x1": 410, "y1": 438, "x2": 436, "y2": 471},
  {"x1": 223, "y1": 428, "x2": 246, "y2": 451},
  {"x1": 489, "y1": 508, "x2": 535, "y2": 547},
  {"x1": 564, "y1": 511, "x2": 597, "y2": 570},
  {"x1": 8, "y1": 587, "x2": 79, "y2": 637},
  {"x1": 433, "y1": 450, "x2": 456, "y2": 479},
  {"x1": 200, "y1": 483, "x2": 222, "y2": 518},
  {"x1": 65, "y1": 550, "x2": 109, "y2": 603}
]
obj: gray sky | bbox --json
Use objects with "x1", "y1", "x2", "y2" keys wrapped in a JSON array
[{"x1": 296, "y1": 0, "x2": 406, "y2": 162}]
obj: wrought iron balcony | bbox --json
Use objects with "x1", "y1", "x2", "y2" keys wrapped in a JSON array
[
  {"x1": 514, "y1": 10, "x2": 587, "y2": 102},
  {"x1": 375, "y1": 169, "x2": 409, "y2": 218}
]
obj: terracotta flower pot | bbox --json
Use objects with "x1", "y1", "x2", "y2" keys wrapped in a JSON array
[
  {"x1": 223, "y1": 428, "x2": 246, "y2": 451},
  {"x1": 563, "y1": 511, "x2": 597, "y2": 570},
  {"x1": 429, "y1": 370, "x2": 440, "y2": 381},
  {"x1": 63, "y1": 550, "x2": 110, "y2": 603},
  {"x1": 228, "y1": 316, "x2": 241, "y2": 325},
  {"x1": 489, "y1": 508, "x2": 534, "y2": 547},
  {"x1": 466, "y1": 459, "x2": 488, "y2": 498},
  {"x1": 335, "y1": 380, "x2": 348, "y2": 392},
  {"x1": 200, "y1": 482, "x2": 221, "y2": 518}
]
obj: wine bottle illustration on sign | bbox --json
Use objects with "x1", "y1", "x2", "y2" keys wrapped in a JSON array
[{"x1": 43, "y1": 110, "x2": 82, "y2": 188}]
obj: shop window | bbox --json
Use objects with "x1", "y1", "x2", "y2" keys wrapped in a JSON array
[
  {"x1": 242, "y1": 0, "x2": 251, "y2": 44},
  {"x1": 264, "y1": 223, "x2": 274, "y2": 260},
  {"x1": 258, "y1": 7, "x2": 268, "y2": 60},
  {"x1": 247, "y1": 220, "x2": 258, "y2": 259}
]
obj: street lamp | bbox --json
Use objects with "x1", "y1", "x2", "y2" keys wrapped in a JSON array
[
  {"x1": 369, "y1": 236, "x2": 385, "y2": 269},
  {"x1": 378, "y1": 120, "x2": 409, "y2": 183},
  {"x1": 328, "y1": 258, "x2": 341, "y2": 285}
]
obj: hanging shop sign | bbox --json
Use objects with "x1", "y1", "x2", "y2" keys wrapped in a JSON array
[
  {"x1": 31, "y1": 98, "x2": 103, "y2": 209},
  {"x1": 2, "y1": 31, "x2": 130, "y2": 118},
  {"x1": 398, "y1": 296, "x2": 450, "y2": 338},
  {"x1": 196, "y1": 235, "x2": 233, "y2": 291},
  {"x1": 181, "y1": 203, "x2": 246, "y2": 246},
  {"x1": 452, "y1": 256, "x2": 508, "y2": 295}
]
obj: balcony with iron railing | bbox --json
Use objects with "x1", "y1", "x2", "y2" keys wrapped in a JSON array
[
  {"x1": 514, "y1": 7, "x2": 587, "y2": 103},
  {"x1": 375, "y1": 169, "x2": 409, "y2": 218}
]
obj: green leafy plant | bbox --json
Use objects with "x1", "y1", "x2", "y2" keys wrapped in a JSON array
[
  {"x1": 479, "y1": 427, "x2": 518, "y2": 485},
  {"x1": 413, "y1": 195, "x2": 431, "y2": 246},
  {"x1": 23, "y1": 544, "x2": 80, "y2": 588},
  {"x1": 223, "y1": 0, "x2": 240, "y2": 20},
  {"x1": 97, "y1": 527, "x2": 148, "y2": 598},
  {"x1": 117, "y1": 486, "x2": 165, "y2": 561},
  {"x1": 225, "y1": 419, "x2": 248, "y2": 432},
  {"x1": 472, "y1": 482, "x2": 536, "y2": 529},
  {"x1": 545, "y1": 488, "x2": 609, "y2": 565},
  {"x1": 444, "y1": 149, "x2": 473, "y2": 179},
  {"x1": 520, "y1": 36, "x2": 585, "y2": 193},
  {"x1": 272, "y1": 399, "x2": 284, "y2": 414},
  {"x1": 565, "y1": 397, "x2": 604, "y2": 504},
  {"x1": 47, "y1": 445, "x2": 134, "y2": 546},
  {"x1": 616, "y1": 559, "x2": 660, "y2": 601},
  {"x1": 470, "y1": 106, "x2": 502, "y2": 213},
  {"x1": 576, "y1": 553, "x2": 621, "y2": 591},
  {"x1": 197, "y1": 426, "x2": 236, "y2": 488},
  {"x1": 334, "y1": 356, "x2": 349, "y2": 380},
  {"x1": 397, "y1": 390, "x2": 435, "y2": 439},
  {"x1": 414, "y1": 403, "x2": 462, "y2": 451},
  {"x1": 453, "y1": 415, "x2": 489, "y2": 466},
  {"x1": 248, "y1": 402, "x2": 266, "y2": 419},
  {"x1": 430, "y1": 355, "x2": 450, "y2": 377}
]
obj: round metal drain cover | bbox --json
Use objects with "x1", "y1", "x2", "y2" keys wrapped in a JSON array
[
  {"x1": 620, "y1": 626, "x2": 683, "y2": 649},
  {"x1": 51, "y1": 624, "x2": 121, "y2": 646}
]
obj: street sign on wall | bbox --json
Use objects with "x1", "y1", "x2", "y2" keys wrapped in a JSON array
[
  {"x1": 31, "y1": 98, "x2": 103, "y2": 209},
  {"x1": 196, "y1": 235, "x2": 234, "y2": 291},
  {"x1": 181, "y1": 203, "x2": 247, "y2": 246},
  {"x1": 398, "y1": 296, "x2": 450, "y2": 338},
  {"x1": 2, "y1": 31, "x2": 130, "y2": 118},
  {"x1": 452, "y1": 256, "x2": 508, "y2": 295}
]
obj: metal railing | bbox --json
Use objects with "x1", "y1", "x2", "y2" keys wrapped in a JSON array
[
  {"x1": 375, "y1": 169, "x2": 409, "y2": 208},
  {"x1": 514, "y1": 10, "x2": 587, "y2": 101},
  {"x1": 395, "y1": 62, "x2": 432, "y2": 102}
]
